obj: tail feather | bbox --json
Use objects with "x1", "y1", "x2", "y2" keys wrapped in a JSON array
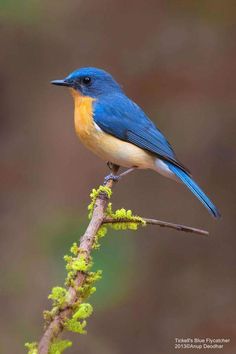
[{"x1": 165, "y1": 162, "x2": 221, "y2": 219}]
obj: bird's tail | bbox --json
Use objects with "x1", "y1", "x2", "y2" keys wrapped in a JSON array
[{"x1": 165, "y1": 162, "x2": 221, "y2": 219}]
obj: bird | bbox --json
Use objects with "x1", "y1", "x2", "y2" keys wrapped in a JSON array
[{"x1": 51, "y1": 67, "x2": 220, "y2": 219}]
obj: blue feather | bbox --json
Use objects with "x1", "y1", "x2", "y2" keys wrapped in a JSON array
[
  {"x1": 165, "y1": 162, "x2": 221, "y2": 219},
  {"x1": 94, "y1": 93, "x2": 189, "y2": 172}
]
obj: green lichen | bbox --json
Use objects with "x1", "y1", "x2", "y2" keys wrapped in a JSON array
[
  {"x1": 48, "y1": 287, "x2": 68, "y2": 308},
  {"x1": 49, "y1": 340, "x2": 72, "y2": 354},
  {"x1": 106, "y1": 205, "x2": 146, "y2": 231},
  {"x1": 43, "y1": 287, "x2": 68, "y2": 328},
  {"x1": 65, "y1": 318, "x2": 87, "y2": 334},
  {"x1": 25, "y1": 339, "x2": 72, "y2": 354},
  {"x1": 73, "y1": 303, "x2": 93, "y2": 319},
  {"x1": 78, "y1": 284, "x2": 97, "y2": 299},
  {"x1": 106, "y1": 202, "x2": 113, "y2": 216},
  {"x1": 77, "y1": 269, "x2": 102, "y2": 299},
  {"x1": 25, "y1": 342, "x2": 38, "y2": 354},
  {"x1": 92, "y1": 225, "x2": 108, "y2": 249},
  {"x1": 64, "y1": 254, "x2": 92, "y2": 286},
  {"x1": 70, "y1": 242, "x2": 79, "y2": 256},
  {"x1": 65, "y1": 254, "x2": 90, "y2": 272},
  {"x1": 65, "y1": 303, "x2": 93, "y2": 334},
  {"x1": 87, "y1": 269, "x2": 103, "y2": 284},
  {"x1": 43, "y1": 309, "x2": 54, "y2": 323},
  {"x1": 88, "y1": 186, "x2": 112, "y2": 218}
]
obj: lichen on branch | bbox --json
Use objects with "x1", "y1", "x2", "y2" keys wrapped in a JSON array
[
  {"x1": 27, "y1": 177, "x2": 146, "y2": 354},
  {"x1": 27, "y1": 172, "x2": 208, "y2": 354}
]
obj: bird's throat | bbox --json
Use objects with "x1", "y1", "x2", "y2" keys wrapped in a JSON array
[{"x1": 70, "y1": 88, "x2": 95, "y2": 139}]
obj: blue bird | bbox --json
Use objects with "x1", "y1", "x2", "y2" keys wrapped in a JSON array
[{"x1": 51, "y1": 67, "x2": 221, "y2": 218}]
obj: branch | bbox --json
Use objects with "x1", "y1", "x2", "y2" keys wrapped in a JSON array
[
  {"x1": 38, "y1": 167, "x2": 119, "y2": 354},
  {"x1": 103, "y1": 217, "x2": 209, "y2": 236},
  {"x1": 36, "y1": 167, "x2": 209, "y2": 353}
]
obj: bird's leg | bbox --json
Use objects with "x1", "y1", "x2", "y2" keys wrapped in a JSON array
[
  {"x1": 107, "y1": 161, "x2": 119, "y2": 172},
  {"x1": 116, "y1": 167, "x2": 135, "y2": 179},
  {"x1": 104, "y1": 163, "x2": 135, "y2": 184},
  {"x1": 104, "y1": 162, "x2": 120, "y2": 184}
]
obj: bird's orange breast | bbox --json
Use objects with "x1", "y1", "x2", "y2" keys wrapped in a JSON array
[
  {"x1": 70, "y1": 89, "x2": 95, "y2": 140},
  {"x1": 71, "y1": 88, "x2": 110, "y2": 157}
]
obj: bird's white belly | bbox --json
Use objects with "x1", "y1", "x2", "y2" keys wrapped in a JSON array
[{"x1": 83, "y1": 125, "x2": 156, "y2": 169}]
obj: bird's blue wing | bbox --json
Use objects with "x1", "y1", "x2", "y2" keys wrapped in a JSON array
[{"x1": 93, "y1": 94, "x2": 190, "y2": 173}]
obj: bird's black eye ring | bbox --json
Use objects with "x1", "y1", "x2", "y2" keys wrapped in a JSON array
[{"x1": 82, "y1": 76, "x2": 91, "y2": 85}]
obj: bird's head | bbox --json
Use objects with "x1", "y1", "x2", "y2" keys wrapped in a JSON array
[{"x1": 51, "y1": 67, "x2": 123, "y2": 98}]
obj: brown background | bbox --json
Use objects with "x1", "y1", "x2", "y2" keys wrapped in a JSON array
[{"x1": 0, "y1": 1, "x2": 235, "y2": 353}]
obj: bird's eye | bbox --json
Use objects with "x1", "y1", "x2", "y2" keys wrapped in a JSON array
[{"x1": 82, "y1": 77, "x2": 91, "y2": 85}]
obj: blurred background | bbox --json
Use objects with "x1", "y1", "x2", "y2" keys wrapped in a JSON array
[{"x1": 1, "y1": 1, "x2": 236, "y2": 353}]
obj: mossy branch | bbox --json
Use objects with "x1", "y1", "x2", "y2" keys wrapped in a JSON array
[
  {"x1": 27, "y1": 166, "x2": 208, "y2": 354},
  {"x1": 103, "y1": 217, "x2": 209, "y2": 236}
]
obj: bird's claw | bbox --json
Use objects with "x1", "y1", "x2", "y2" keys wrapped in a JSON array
[{"x1": 104, "y1": 173, "x2": 120, "y2": 184}]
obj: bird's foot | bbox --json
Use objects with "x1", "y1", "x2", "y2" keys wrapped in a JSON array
[
  {"x1": 104, "y1": 167, "x2": 136, "y2": 185},
  {"x1": 104, "y1": 173, "x2": 120, "y2": 184}
]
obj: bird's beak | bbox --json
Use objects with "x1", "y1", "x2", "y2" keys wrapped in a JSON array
[{"x1": 51, "y1": 79, "x2": 71, "y2": 87}]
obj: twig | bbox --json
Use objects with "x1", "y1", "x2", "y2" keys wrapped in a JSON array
[
  {"x1": 37, "y1": 167, "x2": 209, "y2": 353},
  {"x1": 103, "y1": 217, "x2": 209, "y2": 236}
]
